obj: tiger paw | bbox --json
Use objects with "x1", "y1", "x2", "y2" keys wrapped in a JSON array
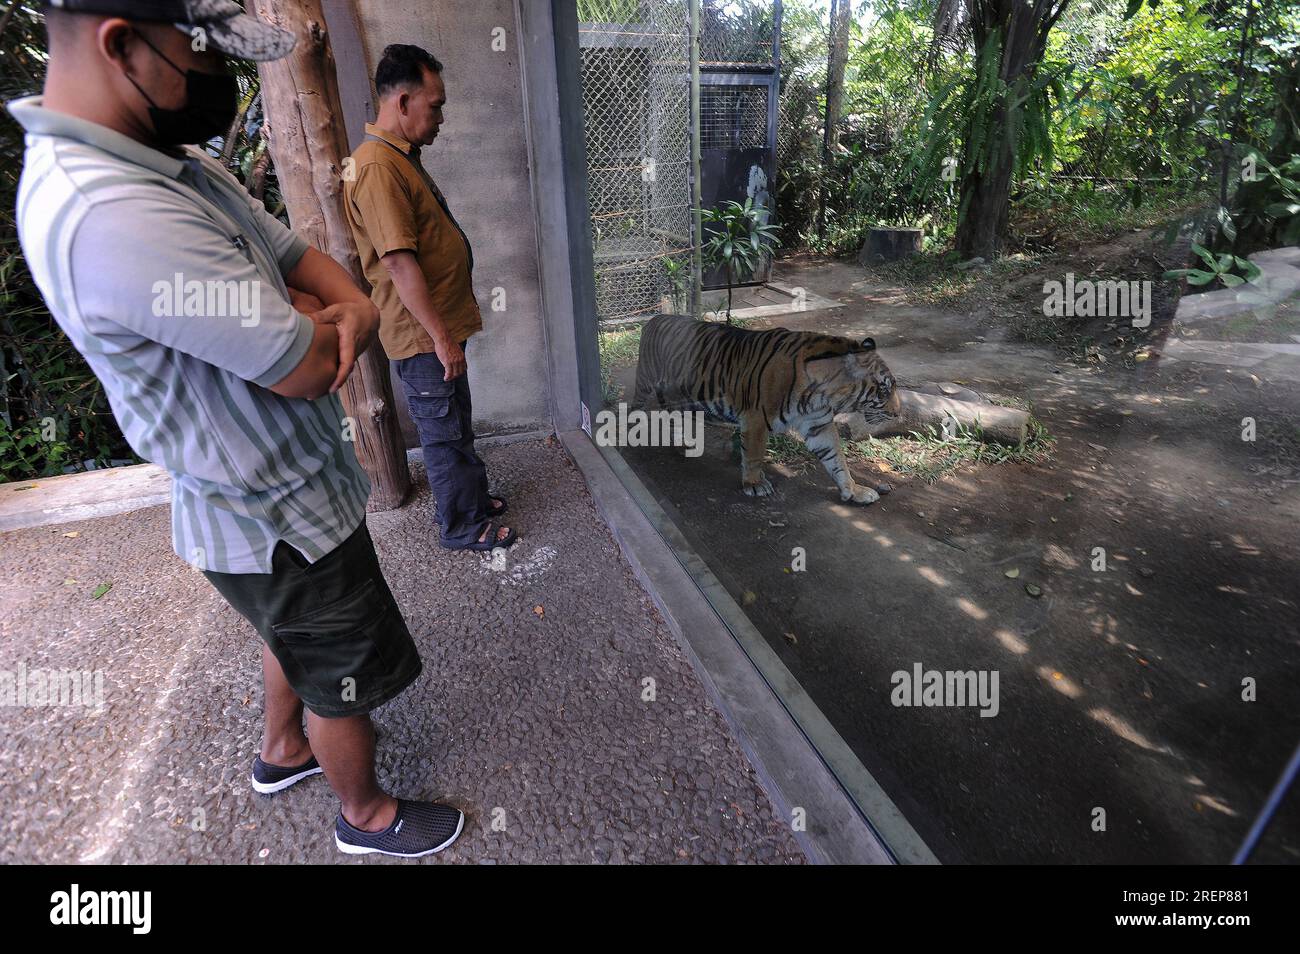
[
  {"x1": 841, "y1": 483, "x2": 880, "y2": 505},
  {"x1": 743, "y1": 474, "x2": 774, "y2": 497}
]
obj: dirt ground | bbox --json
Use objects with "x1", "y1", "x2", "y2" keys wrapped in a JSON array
[{"x1": 610, "y1": 247, "x2": 1300, "y2": 864}]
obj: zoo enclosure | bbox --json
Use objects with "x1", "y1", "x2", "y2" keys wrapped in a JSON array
[{"x1": 577, "y1": 0, "x2": 782, "y2": 324}]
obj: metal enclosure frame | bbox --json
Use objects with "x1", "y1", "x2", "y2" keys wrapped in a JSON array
[{"x1": 697, "y1": 0, "x2": 782, "y2": 290}]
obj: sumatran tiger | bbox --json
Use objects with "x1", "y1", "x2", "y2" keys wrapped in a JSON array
[{"x1": 634, "y1": 315, "x2": 902, "y2": 504}]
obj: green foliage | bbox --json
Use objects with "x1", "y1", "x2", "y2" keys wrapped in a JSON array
[
  {"x1": 1232, "y1": 151, "x2": 1300, "y2": 248},
  {"x1": 848, "y1": 415, "x2": 1055, "y2": 484},
  {"x1": 662, "y1": 256, "x2": 688, "y2": 313},
  {"x1": 776, "y1": 0, "x2": 1297, "y2": 262},
  {"x1": 765, "y1": 410, "x2": 1056, "y2": 484},
  {"x1": 1164, "y1": 241, "x2": 1263, "y2": 288},
  {"x1": 1145, "y1": 2, "x2": 1300, "y2": 258},
  {"x1": 0, "y1": 7, "x2": 285, "y2": 482},
  {"x1": 778, "y1": 2, "x2": 958, "y2": 253},
  {"x1": 1, "y1": 6, "x2": 134, "y2": 481},
  {"x1": 699, "y1": 198, "x2": 781, "y2": 321},
  {"x1": 1058, "y1": 2, "x2": 1234, "y2": 188},
  {"x1": 597, "y1": 324, "x2": 643, "y2": 405},
  {"x1": 911, "y1": 28, "x2": 1071, "y2": 227},
  {"x1": 0, "y1": 228, "x2": 127, "y2": 479},
  {"x1": 576, "y1": 0, "x2": 643, "y2": 21}
]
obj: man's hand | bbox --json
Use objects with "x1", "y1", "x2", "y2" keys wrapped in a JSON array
[
  {"x1": 313, "y1": 301, "x2": 380, "y2": 393},
  {"x1": 434, "y1": 335, "x2": 466, "y2": 381},
  {"x1": 380, "y1": 251, "x2": 465, "y2": 378}
]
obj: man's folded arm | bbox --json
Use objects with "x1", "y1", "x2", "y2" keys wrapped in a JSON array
[{"x1": 69, "y1": 195, "x2": 360, "y2": 400}]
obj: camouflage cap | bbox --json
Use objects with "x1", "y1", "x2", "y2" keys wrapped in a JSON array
[{"x1": 44, "y1": 0, "x2": 296, "y2": 62}]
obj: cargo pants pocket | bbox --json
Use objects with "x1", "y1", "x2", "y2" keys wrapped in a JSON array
[{"x1": 269, "y1": 579, "x2": 408, "y2": 715}]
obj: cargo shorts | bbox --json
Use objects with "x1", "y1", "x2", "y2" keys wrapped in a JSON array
[{"x1": 203, "y1": 521, "x2": 422, "y2": 718}]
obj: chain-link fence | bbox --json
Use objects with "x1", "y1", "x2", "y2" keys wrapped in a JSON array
[
  {"x1": 578, "y1": 1, "x2": 694, "y2": 325},
  {"x1": 699, "y1": 0, "x2": 776, "y2": 67}
]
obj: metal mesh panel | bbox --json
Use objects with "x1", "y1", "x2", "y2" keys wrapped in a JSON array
[
  {"x1": 699, "y1": 0, "x2": 776, "y2": 66},
  {"x1": 701, "y1": 85, "x2": 769, "y2": 150},
  {"x1": 579, "y1": 2, "x2": 693, "y2": 325}
]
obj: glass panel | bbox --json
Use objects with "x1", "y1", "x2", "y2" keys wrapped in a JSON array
[{"x1": 577, "y1": 0, "x2": 1300, "y2": 865}]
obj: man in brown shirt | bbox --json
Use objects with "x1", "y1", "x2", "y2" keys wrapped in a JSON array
[{"x1": 344, "y1": 44, "x2": 514, "y2": 551}]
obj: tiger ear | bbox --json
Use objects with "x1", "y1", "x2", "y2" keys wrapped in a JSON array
[{"x1": 860, "y1": 337, "x2": 876, "y2": 350}]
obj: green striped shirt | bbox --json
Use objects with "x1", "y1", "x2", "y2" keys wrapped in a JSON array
[{"x1": 9, "y1": 96, "x2": 370, "y2": 574}]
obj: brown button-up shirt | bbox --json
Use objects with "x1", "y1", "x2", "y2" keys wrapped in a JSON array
[{"x1": 344, "y1": 123, "x2": 481, "y2": 359}]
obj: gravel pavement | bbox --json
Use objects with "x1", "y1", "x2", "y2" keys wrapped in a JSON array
[{"x1": 0, "y1": 438, "x2": 805, "y2": 864}]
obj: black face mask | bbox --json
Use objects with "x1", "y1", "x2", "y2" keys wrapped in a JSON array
[{"x1": 125, "y1": 32, "x2": 238, "y2": 146}]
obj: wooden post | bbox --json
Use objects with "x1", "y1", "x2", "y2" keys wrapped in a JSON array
[{"x1": 250, "y1": 0, "x2": 410, "y2": 511}]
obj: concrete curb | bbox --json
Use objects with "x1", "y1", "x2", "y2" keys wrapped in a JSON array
[
  {"x1": 0, "y1": 463, "x2": 171, "y2": 531},
  {"x1": 0, "y1": 429, "x2": 559, "y2": 534},
  {"x1": 560, "y1": 428, "x2": 935, "y2": 864}
]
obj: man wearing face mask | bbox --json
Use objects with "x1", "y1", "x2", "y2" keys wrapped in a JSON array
[
  {"x1": 9, "y1": 1, "x2": 465, "y2": 858},
  {"x1": 344, "y1": 44, "x2": 516, "y2": 554}
]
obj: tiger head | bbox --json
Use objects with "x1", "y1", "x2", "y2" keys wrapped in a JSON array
[{"x1": 801, "y1": 337, "x2": 902, "y2": 422}]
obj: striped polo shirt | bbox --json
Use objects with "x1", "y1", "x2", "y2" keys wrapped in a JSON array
[{"x1": 9, "y1": 96, "x2": 370, "y2": 574}]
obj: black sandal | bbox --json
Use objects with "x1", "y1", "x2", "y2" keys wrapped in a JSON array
[
  {"x1": 456, "y1": 521, "x2": 517, "y2": 552},
  {"x1": 486, "y1": 495, "x2": 508, "y2": 518}
]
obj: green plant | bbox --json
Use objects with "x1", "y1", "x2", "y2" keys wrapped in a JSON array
[
  {"x1": 849, "y1": 417, "x2": 1056, "y2": 483},
  {"x1": 757, "y1": 414, "x2": 1055, "y2": 484},
  {"x1": 1232, "y1": 151, "x2": 1300, "y2": 248},
  {"x1": 0, "y1": 6, "x2": 287, "y2": 483},
  {"x1": 1164, "y1": 241, "x2": 1263, "y2": 288},
  {"x1": 662, "y1": 256, "x2": 689, "y2": 313},
  {"x1": 699, "y1": 198, "x2": 781, "y2": 323}
]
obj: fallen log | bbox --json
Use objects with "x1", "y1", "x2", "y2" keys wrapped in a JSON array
[{"x1": 836, "y1": 383, "x2": 1030, "y2": 446}]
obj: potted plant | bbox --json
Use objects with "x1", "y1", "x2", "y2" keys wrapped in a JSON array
[{"x1": 700, "y1": 198, "x2": 781, "y2": 323}]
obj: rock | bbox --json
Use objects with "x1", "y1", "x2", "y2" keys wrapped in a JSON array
[
  {"x1": 1249, "y1": 246, "x2": 1300, "y2": 269},
  {"x1": 876, "y1": 482, "x2": 892, "y2": 495},
  {"x1": 858, "y1": 226, "x2": 922, "y2": 265}
]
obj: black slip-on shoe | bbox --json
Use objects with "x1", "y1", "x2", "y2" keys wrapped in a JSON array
[
  {"x1": 251, "y1": 755, "x2": 323, "y2": 794},
  {"x1": 335, "y1": 799, "x2": 466, "y2": 858}
]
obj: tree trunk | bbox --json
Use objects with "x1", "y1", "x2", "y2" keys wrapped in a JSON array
[
  {"x1": 250, "y1": 0, "x2": 410, "y2": 511},
  {"x1": 816, "y1": 0, "x2": 852, "y2": 241},
  {"x1": 956, "y1": 109, "x2": 1015, "y2": 260},
  {"x1": 824, "y1": 0, "x2": 852, "y2": 155},
  {"x1": 954, "y1": 0, "x2": 1069, "y2": 261}
]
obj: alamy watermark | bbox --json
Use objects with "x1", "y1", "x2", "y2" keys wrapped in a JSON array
[
  {"x1": 50, "y1": 884, "x2": 150, "y2": 934},
  {"x1": 0, "y1": 663, "x2": 105, "y2": 711},
  {"x1": 1042, "y1": 273, "x2": 1152, "y2": 328},
  {"x1": 592, "y1": 402, "x2": 704, "y2": 457},
  {"x1": 891, "y1": 663, "x2": 1000, "y2": 718},
  {"x1": 152, "y1": 273, "x2": 261, "y2": 327}
]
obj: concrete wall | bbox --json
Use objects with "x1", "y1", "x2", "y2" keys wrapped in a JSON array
[{"x1": 342, "y1": 0, "x2": 552, "y2": 440}]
